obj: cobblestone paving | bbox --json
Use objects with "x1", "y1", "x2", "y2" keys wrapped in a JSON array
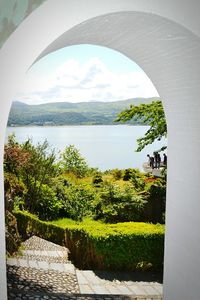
[
  {"x1": 8, "y1": 293, "x2": 162, "y2": 300},
  {"x1": 7, "y1": 265, "x2": 79, "y2": 295},
  {"x1": 22, "y1": 236, "x2": 69, "y2": 252},
  {"x1": 16, "y1": 253, "x2": 69, "y2": 264},
  {"x1": 8, "y1": 290, "x2": 162, "y2": 300},
  {"x1": 7, "y1": 236, "x2": 163, "y2": 300},
  {"x1": 15, "y1": 235, "x2": 70, "y2": 264}
]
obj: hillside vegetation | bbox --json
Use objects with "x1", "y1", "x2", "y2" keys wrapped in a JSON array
[
  {"x1": 5, "y1": 136, "x2": 166, "y2": 261},
  {"x1": 8, "y1": 97, "x2": 159, "y2": 126}
]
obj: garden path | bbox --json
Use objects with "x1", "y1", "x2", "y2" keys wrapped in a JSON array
[{"x1": 7, "y1": 236, "x2": 163, "y2": 300}]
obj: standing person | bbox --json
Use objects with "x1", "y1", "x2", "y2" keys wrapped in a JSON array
[
  {"x1": 154, "y1": 152, "x2": 158, "y2": 169},
  {"x1": 150, "y1": 155, "x2": 155, "y2": 169},
  {"x1": 154, "y1": 152, "x2": 161, "y2": 169},
  {"x1": 147, "y1": 154, "x2": 151, "y2": 166},
  {"x1": 163, "y1": 153, "x2": 167, "y2": 167},
  {"x1": 157, "y1": 153, "x2": 161, "y2": 169},
  {"x1": 153, "y1": 152, "x2": 156, "y2": 168}
]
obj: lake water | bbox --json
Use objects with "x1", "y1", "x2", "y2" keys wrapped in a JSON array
[{"x1": 6, "y1": 125, "x2": 166, "y2": 171}]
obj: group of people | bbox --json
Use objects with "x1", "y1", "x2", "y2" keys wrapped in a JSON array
[{"x1": 147, "y1": 152, "x2": 167, "y2": 169}]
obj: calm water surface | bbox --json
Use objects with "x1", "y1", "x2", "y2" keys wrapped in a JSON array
[{"x1": 6, "y1": 125, "x2": 166, "y2": 171}]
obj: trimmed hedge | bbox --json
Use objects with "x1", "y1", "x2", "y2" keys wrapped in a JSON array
[
  {"x1": 14, "y1": 210, "x2": 165, "y2": 271},
  {"x1": 14, "y1": 211, "x2": 65, "y2": 245}
]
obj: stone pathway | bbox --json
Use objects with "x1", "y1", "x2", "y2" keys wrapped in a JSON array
[
  {"x1": 76, "y1": 270, "x2": 162, "y2": 296},
  {"x1": 142, "y1": 163, "x2": 163, "y2": 177},
  {"x1": 7, "y1": 236, "x2": 163, "y2": 300}
]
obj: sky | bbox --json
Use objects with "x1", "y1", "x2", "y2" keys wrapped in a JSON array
[{"x1": 15, "y1": 44, "x2": 159, "y2": 105}]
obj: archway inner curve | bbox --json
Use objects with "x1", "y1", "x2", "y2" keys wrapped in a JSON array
[
  {"x1": 21, "y1": 11, "x2": 200, "y2": 300},
  {"x1": 36, "y1": 11, "x2": 200, "y2": 121}
]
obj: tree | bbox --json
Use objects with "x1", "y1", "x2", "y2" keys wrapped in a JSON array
[
  {"x1": 61, "y1": 145, "x2": 89, "y2": 178},
  {"x1": 94, "y1": 181, "x2": 147, "y2": 223},
  {"x1": 32, "y1": 182, "x2": 61, "y2": 220},
  {"x1": 20, "y1": 139, "x2": 58, "y2": 212},
  {"x1": 4, "y1": 172, "x2": 27, "y2": 211},
  {"x1": 116, "y1": 100, "x2": 167, "y2": 151},
  {"x1": 4, "y1": 134, "x2": 30, "y2": 175},
  {"x1": 62, "y1": 183, "x2": 96, "y2": 221}
]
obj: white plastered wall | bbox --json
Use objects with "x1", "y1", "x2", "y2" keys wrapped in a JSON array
[{"x1": 1, "y1": 1, "x2": 200, "y2": 299}]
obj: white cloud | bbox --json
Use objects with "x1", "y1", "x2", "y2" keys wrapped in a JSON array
[{"x1": 16, "y1": 58, "x2": 159, "y2": 105}]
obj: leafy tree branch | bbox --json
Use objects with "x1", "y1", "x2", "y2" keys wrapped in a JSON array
[{"x1": 116, "y1": 100, "x2": 167, "y2": 152}]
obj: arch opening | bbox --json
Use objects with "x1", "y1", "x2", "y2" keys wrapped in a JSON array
[
  {"x1": 5, "y1": 44, "x2": 167, "y2": 294},
  {"x1": 8, "y1": 43, "x2": 165, "y2": 168}
]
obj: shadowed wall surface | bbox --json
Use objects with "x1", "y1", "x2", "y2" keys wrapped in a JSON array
[
  {"x1": 1, "y1": 1, "x2": 200, "y2": 300},
  {"x1": 0, "y1": 0, "x2": 47, "y2": 48}
]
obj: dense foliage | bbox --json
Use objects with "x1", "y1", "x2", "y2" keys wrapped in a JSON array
[
  {"x1": 116, "y1": 100, "x2": 167, "y2": 151},
  {"x1": 4, "y1": 135, "x2": 166, "y2": 258},
  {"x1": 14, "y1": 210, "x2": 165, "y2": 271},
  {"x1": 4, "y1": 136, "x2": 166, "y2": 223},
  {"x1": 93, "y1": 182, "x2": 147, "y2": 223}
]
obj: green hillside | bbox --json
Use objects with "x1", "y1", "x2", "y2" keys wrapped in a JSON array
[{"x1": 8, "y1": 98, "x2": 159, "y2": 126}]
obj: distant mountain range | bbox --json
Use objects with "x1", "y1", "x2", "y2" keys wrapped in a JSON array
[{"x1": 7, "y1": 98, "x2": 159, "y2": 126}]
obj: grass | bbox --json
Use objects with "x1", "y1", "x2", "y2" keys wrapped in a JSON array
[
  {"x1": 51, "y1": 217, "x2": 103, "y2": 228},
  {"x1": 64, "y1": 173, "x2": 127, "y2": 187},
  {"x1": 50, "y1": 217, "x2": 164, "y2": 237}
]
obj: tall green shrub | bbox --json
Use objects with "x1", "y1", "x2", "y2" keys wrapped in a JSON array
[
  {"x1": 61, "y1": 145, "x2": 89, "y2": 178},
  {"x1": 21, "y1": 139, "x2": 58, "y2": 213},
  {"x1": 63, "y1": 184, "x2": 97, "y2": 221},
  {"x1": 31, "y1": 182, "x2": 62, "y2": 220},
  {"x1": 92, "y1": 172, "x2": 103, "y2": 187},
  {"x1": 94, "y1": 182, "x2": 147, "y2": 222}
]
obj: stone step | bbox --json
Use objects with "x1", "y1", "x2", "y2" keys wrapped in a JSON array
[
  {"x1": 22, "y1": 249, "x2": 68, "y2": 257},
  {"x1": 8, "y1": 288, "x2": 163, "y2": 300},
  {"x1": 7, "y1": 236, "x2": 163, "y2": 300},
  {"x1": 7, "y1": 258, "x2": 75, "y2": 273},
  {"x1": 7, "y1": 265, "x2": 79, "y2": 297},
  {"x1": 76, "y1": 270, "x2": 163, "y2": 297}
]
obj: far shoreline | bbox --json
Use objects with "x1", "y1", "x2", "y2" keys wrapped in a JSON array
[{"x1": 7, "y1": 123, "x2": 145, "y2": 128}]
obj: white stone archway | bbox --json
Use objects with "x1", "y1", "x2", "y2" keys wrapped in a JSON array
[{"x1": 1, "y1": 1, "x2": 200, "y2": 299}]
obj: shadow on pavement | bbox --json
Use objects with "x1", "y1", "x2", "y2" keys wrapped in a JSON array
[{"x1": 93, "y1": 270, "x2": 163, "y2": 283}]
